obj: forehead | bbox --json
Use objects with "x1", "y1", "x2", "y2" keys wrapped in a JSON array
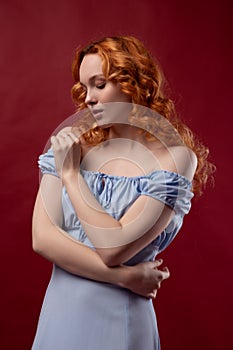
[{"x1": 79, "y1": 54, "x2": 103, "y2": 82}]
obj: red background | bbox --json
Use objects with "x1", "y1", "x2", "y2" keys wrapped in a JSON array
[{"x1": 1, "y1": 0, "x2": 232, "y2": 349}]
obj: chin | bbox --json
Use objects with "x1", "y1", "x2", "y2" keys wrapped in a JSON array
[{"x1": 99, "y1": 123, "x2": 113, "y2": 129}]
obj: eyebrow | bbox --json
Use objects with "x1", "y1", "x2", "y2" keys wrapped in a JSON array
[{"x1": 80, "y1": 74, "x2": 105, "y2": 87}]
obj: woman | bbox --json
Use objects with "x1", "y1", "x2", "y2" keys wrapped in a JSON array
[{"x1": 32, "y1": 36, "x2": 214, "y2": 349}]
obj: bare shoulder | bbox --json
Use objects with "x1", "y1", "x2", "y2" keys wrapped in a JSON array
[
  {"x1": 168, "y1": 146, "x2": 197, "y2": 181},
  {"x1": 144, "y1": 140, "x2": 197, "y2": 180}
]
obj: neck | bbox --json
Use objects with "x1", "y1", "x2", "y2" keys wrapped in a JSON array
[{"x1": 108, "y1": 124, "x2": 141, "y2": 140}]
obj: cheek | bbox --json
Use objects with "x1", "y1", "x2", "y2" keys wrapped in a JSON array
[
  {"x1": 100, "y1": 87, "x2": 118, "y2": 103},
  {"x1": 115, "y1": 84, "x2": 131, "y2": 102},
  {"x1": 108, "y1": 86, "x2": 131, "y2": 103},
  {"x1": 119, "y1": 90, "x2": 131, "y2": 103}
]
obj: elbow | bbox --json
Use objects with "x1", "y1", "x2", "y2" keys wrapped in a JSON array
[
  {"x1": 32, "y1": 236, "x2": 41, "y2": 255},
  {"x1": 103, "y1": 256, "x2": 119, "y2": 267},
  {"x1": 32, "y1": 226, "x2": 45, "y2": 255},
  {"x1": 32, "y1": 238, "x2": 41, "y2": 255},
  {"x1": 96, "y1": 248, "x2": 124, "y2": 267}
]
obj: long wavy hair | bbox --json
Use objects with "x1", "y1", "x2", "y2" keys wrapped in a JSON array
[{"x1": 71, "y1": 36, "x2": 215, "y2": 196}]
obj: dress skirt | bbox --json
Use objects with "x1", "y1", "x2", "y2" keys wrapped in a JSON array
[{"x1": 32, "y1": 265, "x2": 160, "y2": 350}]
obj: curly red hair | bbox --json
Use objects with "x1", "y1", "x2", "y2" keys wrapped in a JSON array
[{"x1": 71, "y1": 36, "x2": 215, "y2": 196}]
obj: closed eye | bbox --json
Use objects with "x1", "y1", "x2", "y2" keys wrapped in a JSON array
[{"x1": 96, "y1": 83, "x2": 106, "y2": 89}]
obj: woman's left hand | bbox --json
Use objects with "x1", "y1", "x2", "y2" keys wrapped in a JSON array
[
  {"x1": 51, "y1": 128, "x2": 81, "y2": 181},
  {"x1": 122, "y1": 259, "x2": 170, "y2": 299}
]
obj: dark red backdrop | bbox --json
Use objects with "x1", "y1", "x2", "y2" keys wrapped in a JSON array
[{"x1": 1, "y1": 0, "x2": 232, "y2": 349}]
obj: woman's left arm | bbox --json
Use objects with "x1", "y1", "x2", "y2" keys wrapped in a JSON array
[{"x1": 51, "y1": 132, "x2": 197, "y2": 266}]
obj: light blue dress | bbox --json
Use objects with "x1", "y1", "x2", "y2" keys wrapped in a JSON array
[{"x1": 32, "y1": 148, "x2": 193, "y2": 350}]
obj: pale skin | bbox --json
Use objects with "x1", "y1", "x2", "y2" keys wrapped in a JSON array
[
  {"x1": 33, "y1": 185, "x2": 167, "y2": 298},
  {"x1": 51, "y1": 127, "x2": 196, "y2": 267},
  {"x1": 32, "y1": 53, "x2": 197, "y2": 299},
  {"x1": 33, "y1": 174, "x2": 170, "y2": 298}
]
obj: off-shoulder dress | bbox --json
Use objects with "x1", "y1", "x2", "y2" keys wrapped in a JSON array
[{"x1": 32, "y1": 148, "x2": 193, "y2": 350}]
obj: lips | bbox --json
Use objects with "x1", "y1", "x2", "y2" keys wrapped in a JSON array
[{"x1": 91, "y1": 108, "x2": 104, "y2": 120}]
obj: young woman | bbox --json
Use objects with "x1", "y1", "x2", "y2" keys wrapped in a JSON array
[{"x1": 32, "y1": 36, "x2": 214, "y2": 350}]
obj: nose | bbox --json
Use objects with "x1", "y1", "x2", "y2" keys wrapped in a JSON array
[{"x1": 85, "y1": 90, "x2": 98, "y2": 107}]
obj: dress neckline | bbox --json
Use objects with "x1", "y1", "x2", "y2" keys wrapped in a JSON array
[{"x1": 80, "y1": 168, "x2": 192, "y2": 186}]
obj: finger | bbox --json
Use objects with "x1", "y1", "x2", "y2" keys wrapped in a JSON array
[
  {"x1": 160, "y1": 268, "x2": 170, "y2": 281},
  {"x1": 146, "y1": 259, "x2": 163, "y2": 270},
  {"x1": 153, "y1": 259, "x2": 163, "y2": 268},
  {"x1": 59, "y1": 132, "x2": 72, "y2": 141},
  {"x1": 68, "y1": 132, "x2": 79, "y2": 143},
  {"x1": 65, "y1": 134, "x2": 76, "y2": 147},
  {"x1": 71, "y1": 127, "x2": 82, "y2": 140},
  {"x1": 58, "y1": 133, "x2": 75, "y2": 147},
  {"x1": 51, "y1": 135, "x2": 59, "y2": 149},
  {"x1": 54, "y1": 133, "x2": 67, "y2": 146},
  {"x1": 56, "y1": 126, "x2": 72, "y2": 136},
  {"x1": 148, "y1": 291, "x2": 157, "y2": 299},
  {"x1": 162, "y1": 266, "x2": 170, "y2": 276},
  {"x1": 61, "y1": 132, "x2": 79, "y2": 145}
]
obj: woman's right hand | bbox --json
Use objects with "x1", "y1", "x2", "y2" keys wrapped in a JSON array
[
  {"x1": 121, "y1": 259, "x2": 170, "y2": 299},
  {"x1": 50, "y1": 127, "x2": 81, "y2": 181}
]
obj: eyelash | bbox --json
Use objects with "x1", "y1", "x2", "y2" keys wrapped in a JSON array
[
  {"x1": 96, "y1": 83, "x2": 106, "y2": 89},
  {"x1": 81, "y1": 82, "x2": 106, "y2": 96}
]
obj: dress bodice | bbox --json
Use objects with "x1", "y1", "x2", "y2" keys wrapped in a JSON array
[{"x1": 38, "y1": 148, "x2": 194, "y2": 265}]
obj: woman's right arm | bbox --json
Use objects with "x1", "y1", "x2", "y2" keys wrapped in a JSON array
[{"x1": 32, "y1": 174, "x2": 170, "y2": 298}]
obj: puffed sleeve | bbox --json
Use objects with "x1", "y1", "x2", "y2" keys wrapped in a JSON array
[
  {"x1": 38, "y1": 148, "x2": 59, "y2": 178},
  {"x1": 138, "y1": 170, "x2": 194, "y2": 217}
]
